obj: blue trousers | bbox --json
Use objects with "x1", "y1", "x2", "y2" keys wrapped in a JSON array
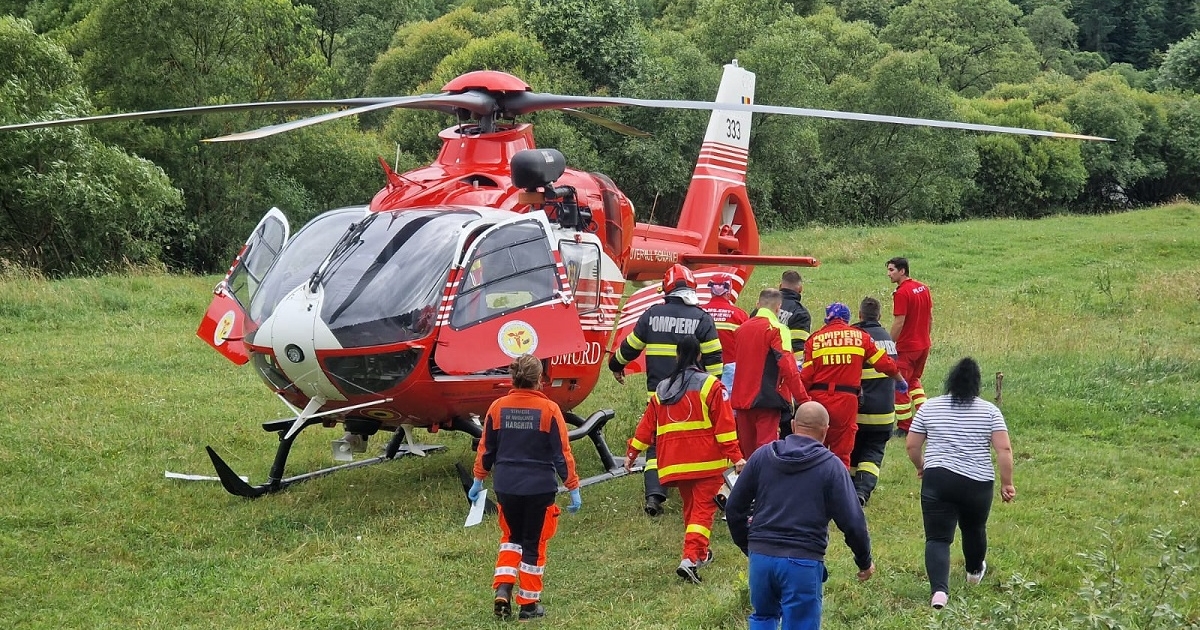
[{"x1": 748, "y1": 552, "x2": 825, "y2": 630}]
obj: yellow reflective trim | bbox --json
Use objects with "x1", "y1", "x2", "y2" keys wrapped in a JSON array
[
  {"x1": 802, "y1": 360, "x2": 813, "y2": 368},
  {"x1": 715, "y1": 322, "x2": 740, "y2": 331},
  {"x1": 793, "y1": 329, "x2": 810, "y2": 342},
  {"x1": 857, "y1": 461, "x2": 880, "y2": 476},
  {"x1": 857, "y1": 412, "x2": 895, "y2": 425},
  {"x1": 861, "y1": 370, "x2": 887, "y2": 379},
  {"x1": 630, "y1": 438, "x2": 651, "y2": 451},
  {"x1": 700, "y1": 377, "x2": 716, "y2": 426},
  {"x1": 868, "y1": 348, "x2": 886, "y2": 363},
  {"x1": 699, "y1": 338, "x2": 722, "y2": 353},
  {"x1": 657, "y1": 459, "x2": 731, "y2": 478},
  {"x1": 910, "y1": 387, "x2": 925, "y2": 395},
  {"x1": 706, "y1": 364, "x2": 723, "y2": 376},
  {"x1": 625, "y1": 333, "x2": 646, "y2": 351},
  {"x1": 646, "y1": 343, "x2": 676, "y2": 356},
  {"x1": 686, "y1": 523, "x2": 712, "y2": 538},
  {"x1": 658, "y1": 420, "x2": 712, "y2": 435},
  {"x1": 645, "y1": 458, "x2": 657, "y2": 471},
  {"x1": 813, "y1": 346, "x2": 866, "y2": 358},
  {"x1": 715, "y1": 430, "x2": 738, "y2": 443},
  {"x1": 895, "y1": 410, "x2": 912, "y2": 421}
]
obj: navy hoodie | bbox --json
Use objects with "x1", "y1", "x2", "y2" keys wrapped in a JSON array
[{"x1": 726, "y1": 434, "x2": 872, "y2": 570}]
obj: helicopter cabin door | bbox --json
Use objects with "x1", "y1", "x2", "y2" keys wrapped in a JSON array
[
  {"x1": 434, "y1": 213, "x2": 586, "y2": 375},
  {"x1": 196, "y1": 207, "x2": 290, "y2": 365}
]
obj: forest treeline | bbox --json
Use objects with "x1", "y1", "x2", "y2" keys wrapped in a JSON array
[{"x1": 1, "y1": 0, "x2": 1199, "y2": 275}]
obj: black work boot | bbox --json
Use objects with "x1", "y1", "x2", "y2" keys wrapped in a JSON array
[
  {"x1": 518, "y1": 602, "x2": 545, "y2": 620},
  {"x1": 494, "y1": 584, "x2": 513, "y2": 619},
  {"x1": 644, "y1": 495, "x2": 664, "y2": 517}
]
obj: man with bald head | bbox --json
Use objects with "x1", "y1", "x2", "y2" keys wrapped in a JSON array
[{"x1": 726, "y1": 401, "x2": 875, "y2": 629}]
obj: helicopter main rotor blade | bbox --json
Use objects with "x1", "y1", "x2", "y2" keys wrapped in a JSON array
[
  {"x1": 0, "y1": 99, "x2": 400, "y2": 132},
  {"x1": 203, "y1": 92, "x2": 501, "y2": 142},
  {"x1": 561, "y1": 108, "x2": 651, "y2": 138},
  {"x1": 503, "y1": 93, "x2": 1113, "y2": 142}
]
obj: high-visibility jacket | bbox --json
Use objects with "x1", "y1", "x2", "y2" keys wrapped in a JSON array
[
  {"x1": 702, "y1": 295, "x2": 749, "y2": 361},
  {"x1": 852, "y1": 320, "x2": 897, "y2": 427},
  {"x1": 473, "y1": 389, "x2": 580, "y2": 495},
  {"x1": 627, "y1": 368, "x2": 743, "y2": 485},
  {"x1": 800, "y1": 320, "x2": 901, "y2": 394},
  {"x1": 731, "y1": 309, "x2": 809, "y2": 411},
  {"x1": 779, "y1": 288, "x2": 811, "y2": 356},
  {"x1": 610, "y1": 296, "x2": 722, "y2": 394}
]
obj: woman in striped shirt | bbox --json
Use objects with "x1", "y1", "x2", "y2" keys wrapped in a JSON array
[{"x1": 906, "y1": 357, "x2": 1016, "y2": 610}]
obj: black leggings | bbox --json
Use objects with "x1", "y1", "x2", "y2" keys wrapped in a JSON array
[{"x1": 920, "y1": 467, "x2": 993, "y2": 595}]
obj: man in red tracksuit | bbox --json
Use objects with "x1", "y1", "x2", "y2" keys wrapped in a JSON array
[
  {"x1": 801, "y1": 303, "x2": 907, "y2": 469},
  {"x1": 731, "y1": 289, "x2": 810, "y2": 459},
  {"x1": 887, "y1": 257, "x2": 933, "y2": 436},
  {"x1": 702, "y1": 273, "x2": 749, "y2": 392}
]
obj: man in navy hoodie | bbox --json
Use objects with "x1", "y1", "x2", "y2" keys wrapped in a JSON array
[{"x1": 726, "y1": 401, "x2": 875, "y2": 629}]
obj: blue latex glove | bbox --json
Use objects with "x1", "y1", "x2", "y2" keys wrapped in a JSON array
[
  {"x1": 896, "y1": 379, "x2": 909, "y2": 394},
  {"x1": 567, "y1": 488, "x2": 582, "y2": 513},
  {"x1": 468, "y1": 478, "x2": 484, "y2": 502}
]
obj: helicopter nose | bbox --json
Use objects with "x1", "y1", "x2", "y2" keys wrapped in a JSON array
[{"x1": 254, "y1": 283, "x2": 347, "y2": 402}]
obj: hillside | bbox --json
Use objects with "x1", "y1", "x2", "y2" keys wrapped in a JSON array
[{"x1": 0, "y1": 205, "x2": 1197, "y2": 629}]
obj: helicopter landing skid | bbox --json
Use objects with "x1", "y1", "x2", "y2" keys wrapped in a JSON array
[{"x1": 205, "y1": 422, "x2": 444, "y2": 499}]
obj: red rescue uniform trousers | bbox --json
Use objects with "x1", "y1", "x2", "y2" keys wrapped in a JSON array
[
  {"x1": 673, "y1": 475, "x2": 725, "y2": 563},
  {"x1": 811, "y1": 390, "x2": 859, "y2": 469},
  {"x1": 493, "y1": 493, "x2": 559, "y2": 605},
  {"x1": 895, "y1": 347, "x2": 929, "y2": 431},
  {"x1": 735, "y1": 408, "x2": 787, "y2": 459}
]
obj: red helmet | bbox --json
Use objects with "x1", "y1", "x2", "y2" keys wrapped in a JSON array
[
  {"x1": 708, "y1": 273, "x2": 733, "y2": 296},
  {"x1": 662, "y1": 264, "x2": 697, "y2": 293}
]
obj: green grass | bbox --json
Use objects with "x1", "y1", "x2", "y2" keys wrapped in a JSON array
[{"x1": 2, "y1": 205, "x2": 1198, "y2": 628}]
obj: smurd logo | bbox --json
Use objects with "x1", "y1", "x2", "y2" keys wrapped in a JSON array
[
  {"x1": 498, "y1": 320, "x2": 539, "y2": 358},
  {"x1": 213, "y1": 310, "x2": 237, "y2": 346}
]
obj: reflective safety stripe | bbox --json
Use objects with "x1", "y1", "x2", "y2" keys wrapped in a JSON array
[
  {"x1": 715, "y1": 430, "x2": 738, "y2": 443},
  {"x1": 715, "y1": 322, "x2": 740, "y2": 331},
  {"x1": 519, "y1": 562, "x2": 545, "y2": 575},
  {"x1": 706, "y1": 363, "x2": 723, "y2": 376},
  {"x1": 802, "y1": 360, "x2": 813, "y2": 369},
  {"x1": 658, "y1": 419, "x2": 712, "y2": 435},
  {"x1": 867, "y1": 347, "x2": 886, "y2": 364},
  {"x1": 793, "y1": 330, "x2": 810, "y2": 343},
  {"x1": 645, "y1": 458, "x2": 657, "y2": 471},
  {"x1": 813, "y1": 346, "x2": 866, "y2": 358},
  {"x1": 658, "y1": 458, "x2": 730, "y2": 478},
  {"x1": 630, "y1": 437, "x2": 651, "y2": 451},
  {"x1": 624, "y1": 332, "x2": 646, "y2": 351},
  {"x1": 686, "y1": 523, "x2": 712, "y2": 539},
  {"x1": 517, "y1": 588, "x2": 541, "y2": 601},
  {"x1": 700, "y1": 377, "x2": 716, "y2": 425},
  {"x1": 857, "y1": 461, "x2": 880, "y2": 476},
  {"x1": 861, "y1": 370, "x2": 888, "y2": 379},
  {"x1": 849, "y1": 465, "x2": 857, "y2": 474},
  {"x1": 500, "y1": 543, "x2": 523, "y2": 553},
  {"x1": 646, "y1": 343, "x2": 676, "y2": 356},
  {"x1": 699, "y1": 338, "x2": 722, "y2": 354},
  {"x1": 494, "y1": 566, "x2": 519, "y2": 577},
  {"x1": 857, "y1": 412, "x2": 895, "y2": 425}
]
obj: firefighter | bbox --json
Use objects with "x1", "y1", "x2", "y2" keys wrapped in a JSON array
[
  {"x1": 801, "y1": 302, "x2": 907, "y2": 469},
  {"x1": 778, "y1": 269, "x2": 812, "y2": 356},
  {"x1": 851, "y1": 297, "x2": 898, "y2": 506},
  {"x1": 731, "y1": 288, "x2": 811, "y2": 459},
  {"x1": 610, "y1": 263, "x2": 722, "y2": 516},
  {"x1": 624, "y1": 336, "x2": 746, "y2": 583},
  {"x1": 701, "y1": 273, "x2": 749, "y2": 391},
  {"x1": 887, "y1": 257, "x2": 933, "y2": 436},
  {"x1": 471, "y1": 354, "x2": 582, "y2": 621}
]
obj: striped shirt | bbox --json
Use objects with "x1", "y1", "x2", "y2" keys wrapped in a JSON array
[{"x1": 911, "y1": 395, "x2": 1008, "y2": 482}]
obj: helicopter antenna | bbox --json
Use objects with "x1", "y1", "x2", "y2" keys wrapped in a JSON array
[
  {"x1": 390, "y1": 143, "x2": 427, "y2": 190},
  {"x1": 647, "y1": 192, "x2": 660, "y2": 226}
]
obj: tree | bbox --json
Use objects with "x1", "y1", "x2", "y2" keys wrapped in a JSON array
[
  {"x1": 1156, "y1": 32, "x2": 1200, "y2": 93},
  {"x1": 1022, "y1": 5, "x2": 1080, "y2": 73},
  {"x1": 520, "y1": 0, "x2": 646, "y2": 90},
  {"x1": 0, "y1": 16, "x2": 182, "y2": 274},
  {"x1": 882, "y1": 0, "x2": 1039, "y2": 96},
  {"x1": 688, "y1": 0, "x2": 794, "y2": 65}
]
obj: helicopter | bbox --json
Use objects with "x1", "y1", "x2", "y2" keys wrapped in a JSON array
[{"x1": 1, "y1": 61, "x2": 1107, "y2": 499}]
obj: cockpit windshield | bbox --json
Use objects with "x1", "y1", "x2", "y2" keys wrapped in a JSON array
[
  {"x1": 317, "y1": 209, "x2": 478, "y2": 347},
  {"x1": 251, "y1": 207, "x2": 363, "y2": 325}
]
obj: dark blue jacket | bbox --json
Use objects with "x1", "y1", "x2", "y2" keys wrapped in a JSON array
[{"x1": 726, "y1": 434, "x2": 872, "y2": 570}]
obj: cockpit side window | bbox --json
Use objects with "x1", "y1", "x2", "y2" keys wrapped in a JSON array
[
  {"x1": 451, "y1": 220, "x2": 559, "y2": 329},
  {"x1": 558, "y1": 240, "x2": 600, "y2": 314}
]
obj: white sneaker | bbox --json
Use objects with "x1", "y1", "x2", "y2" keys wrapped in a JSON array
[
  {"x1": 931, "y1": 591, "x2": 948, "y2": 609},
  {"x1": 966, "y1": 560, "x2": 987, "y2": 585}
]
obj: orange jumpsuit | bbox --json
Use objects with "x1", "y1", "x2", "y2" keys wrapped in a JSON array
[
  {"x1": 474, "y1": 389, "x2": 579, "y2": 607},
  {"x1": 800, "y1": 320, "x2": 901, "y2": 468},
  {"x1": 627, "y1": 368, "x2": 743, "y2": 564}
]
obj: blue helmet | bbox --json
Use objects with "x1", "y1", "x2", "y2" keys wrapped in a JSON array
[{"x1": 824, "y1": 302, "x2": 851, "y2": 324}]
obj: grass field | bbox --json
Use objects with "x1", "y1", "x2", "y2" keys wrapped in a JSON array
[{"x1": 1, "y1": 205, "x2": 1198, "y2": 629}]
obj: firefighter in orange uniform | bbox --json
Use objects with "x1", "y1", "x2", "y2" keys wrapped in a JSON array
[
  {"x1": 801, "y1": 303, "x2": 907, "y2": 469},
  {"x1": 624, "y1": 336, "x2": 746, "y2": 584},
  {"x1": 471, "y1": 354, "x2": 581, "y2": 621},
  {"x1": 701, "y1": 273, "x2": 749, "y2": 391}
]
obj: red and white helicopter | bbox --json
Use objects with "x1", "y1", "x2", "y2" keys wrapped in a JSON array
[{"x1": 2, "y1": 61, "x2": 1105, "y2": 498}]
